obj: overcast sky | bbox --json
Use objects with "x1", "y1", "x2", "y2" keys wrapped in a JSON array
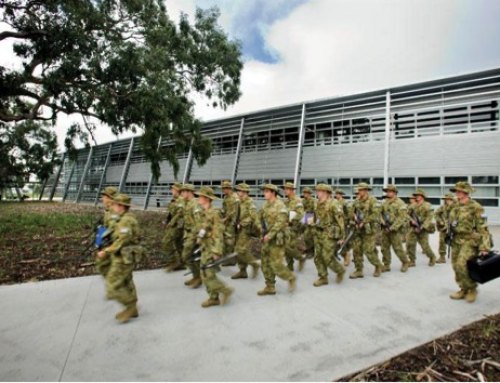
[{"x1": 3, "y1": 0, "x2": 500, "y2": 148}]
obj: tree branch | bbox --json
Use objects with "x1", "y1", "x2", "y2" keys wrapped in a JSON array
[{"x1": 0, "y1": 30, "x2": 46, "y2": 41}]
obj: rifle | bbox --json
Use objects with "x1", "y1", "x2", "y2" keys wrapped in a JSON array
[
  {"x1": 261, "y1": 217, "x2": 268, "y2": 242},
  {"x1": 409, "y1": 211, "x2": 422, "y2": 232},
  {"x1": 354, "y1": 210, "x2": 364, "y2": 229},
  {"x1": 184, "y1": 250, "x2": 238, "y2": 275},
  {"x1": 162, "y1": 211, "x2": 172, "y2": 226},
  {"x1": 381, "y1": 212, "x2": 391, "y2": 232},
  {"x1": 445, "y1": 220, "x2": 456, "y2": 259},
  {"x1": 234, "y1": 201, "x2": 241, "y2": 233},
  {"x1": 183, "y1": 247, "x2": 202, "y2": 276},
  {"x1": 336, "y1": 230, "x2": 354, "y2": 260}
]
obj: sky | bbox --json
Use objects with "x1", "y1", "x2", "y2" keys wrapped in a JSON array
[{"x1": 3, "y1": 0, "x2": 500, "y2": 148}]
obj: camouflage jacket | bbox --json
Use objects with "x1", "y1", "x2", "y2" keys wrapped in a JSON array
[
  {"x1": 381, "y1": 197, "x2": 408, "y2": 232},
  {"x1": 166, "y1": 196, "x2": 185, "y2": 230},
  {"x1": 349, "y1": 195, "x2": 380, "y2": 234},
  {"x1": 198, "y1": 206, "x2": 224, "y2": 263},
  {"x1": 258, "y1": 198, "x2": 288, "y2": 244},
  {"x1": 103, "y1": 211, "x2": 141, "y2": 260},
  {"x1": 314, "y1": 198, "x2": 345, "y2": 240},
  {"x1": 103, "y1": 208, "x2": 119, "y2": 231},
  {"x1": 238, "y1": 196, "x2": 258, "y2": 235},
  {"x1": 183, "y1": 197, "x2": 202, "y2": 236},
  {"x1": 302, "y1": 196, "x2": 317, "y2": 214},
  {"x1": 449, "y1": 199, "x2": 491, "y2": 251},
  {"x1": 434, "y1": 203, "x2": 455, "y2": 232},
  {"x1": 222, "y1": 192, "x2": 240, "y2": 227},
  {"x1": 408, "y1": 201, "x2": 435, "y2": 232},
  {"x1": 284, "y1": 195, "x2": 304, "y2": 233}
]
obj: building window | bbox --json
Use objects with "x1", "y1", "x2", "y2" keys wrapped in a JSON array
[
  {"x1": 395, "y1": 177, "x2": 415, "y2": 185},
  {"x1": 472, "y1": 176, "x2": 499, "y2": 184},
  {"x1": 418, "y1": 177, "x2": 441, "y2": 185},
  {"x1": 444, "y1": 176, "x2": 468, "y2": 184}
]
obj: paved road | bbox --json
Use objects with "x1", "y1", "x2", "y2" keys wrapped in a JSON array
[{"x1": 0, "y1": 229, "x2": 499, "y2": 381}]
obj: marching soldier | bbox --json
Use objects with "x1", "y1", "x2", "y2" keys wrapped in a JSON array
[
  {"x1": 231, "y1": 183, "x2": 260, "y2": 279},
  {"x1": 257, "y1": 184, "x2": 297, "y2": 296},
  {"x1": 310, "y1": 184, "x2": 345, "y2": 287},
  {"x1": 220, "y1": 180, "x2": 239, "y2": 266},
  {"x1": 448, "y1": 182, "x2": 491, "y2": 303},
  {"x1": 283, "y1": 182, "x2": 306, "y2": 271},
  {"x1": 302, "y1": 187, "x2": 317, "y2": 260},
  {"x1": 335, "y1": 189, "x2": 351, "y2": 267},
  {"x1": 406, "y1": 189, "x2": 437, "y2": 267},
  {"x1": 194, "y1": 187, "x2": 234, "y2": 308},
  {"x1": 97, "y1": 193, "x2": 144, "y2": 323},
  {"x1": 180, "y1": 184, "x2": 203, "y2": 289},
  {"x1": 349, "y1": 183, "x2": 384, "y2": 279},
  {"x1": 96, "y1": 186, "x2": 119, "y2": 278},
  {"x1": 162, "y1": 183, "x2": 185, "y2": 272},
  {"x1": 380, "y1": 185, "x2": 410, "y2": 272},
  {"x1": 434, "y1": 193, "x2": 455, "y2": 264}
]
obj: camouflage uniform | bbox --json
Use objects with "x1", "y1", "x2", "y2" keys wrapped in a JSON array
[
  {"x1": 406, "y1": 189, "x2": 437, "y2": 266},
  {"x1": 195, "y1": 187, "x2": 233, "y2": 308},
  {"x1": 162, "y1": 184, "x2": 185, "y2": 270},
  {"x1": 349, "y1": 183, "x2": 383, "y2": 278},
  {"x1": 434, "y1": 193, "x2": 455, "y2": 263},
  {"x1": 181, "y1": 185, "x2": 203, "y2": 286},
  {"x1": 221, "y1": 182, "x2": 240, "y2": 256},
  {"x1": 448, "y1": 182, "x2": 491, "y2": 302},
  {"x1": 96, "y1": 186, "x2": 118, "y2": 277},
  {"x1": 312, "y1": 184, "x2": 345, "y2": 286},
  {"x1": 283, "y1": 186, "x2": 305, "y2": 271},
  {"x1": 380, "y1": 185, "x2": 410, "y2": 272},
  {"x1": 258, "y1": 184, "x2": 296, "y2": 295},
  {"x1": 335, "y1": 190, "x2": 352, "y2": 266},
  {"x1": 103, "y1": 194, "x2": 144, "y2": 322},
  {"x1": 302, "y1": 188, "x2": 317, "y2": 259}
]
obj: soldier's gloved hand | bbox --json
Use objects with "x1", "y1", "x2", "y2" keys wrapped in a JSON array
[
  {"x1": 97, "y1": 251, "x2": 106, "y2": 259},
  {"x1": 197, "y1": 228, "x2": 206, "y2": 239},
  {"x1": 338, "y1": 239, "x2": 344, "y2": 245},
  {"x1": 263, "y1": 234, "x2": 270, "y2": 243},
  {"x1": 479, "y1": 250, "x2": 489, "y2": 257},
  {"x1": 212, "y1": 254, "x2": 220, "y2": 261}
]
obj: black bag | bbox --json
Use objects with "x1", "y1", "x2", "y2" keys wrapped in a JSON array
[{"x1": 467, "y1": 251, "x2": 500, "y2": 284}]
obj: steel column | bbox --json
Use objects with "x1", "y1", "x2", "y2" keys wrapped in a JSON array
[
  {"x1": 143, "y1": 137, "x2": 162, "y2": 210},
  {"x1": 75, "y1": 147, "x2": 93, "y2": 203},
  {"x1": 231, "y1": 118, "x2": 245, "y2": 185},
  {"x1": 293, "y1": 104, "x2": 307, "y2": 188},
  {"x1": 49, "y1": 153, "x2": 66, "y2": 201},
  {"x1": 38, "y1": 178, "x2": 48, "y2": 201},
  {"x1": 118, "y1": 137, "x2": 134, "y2": 192},
  {"x1": 62, "y1": 160, "x2": 76, "y2": 202},
  {"x1": 182, "y1": 140, "x2": 194, "y2": 184},
  {"x1": 94, "y1": 144, "x2": 113, "y2": 206},
  {"x1": 383, "y1": 91, "x2": 391, "y2": 187}
]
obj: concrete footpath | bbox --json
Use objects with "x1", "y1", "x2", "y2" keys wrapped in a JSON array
[{"x1": 1, "y1": 230, "x2": 499, "y2": 382}]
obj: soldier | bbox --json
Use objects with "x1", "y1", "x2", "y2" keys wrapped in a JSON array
[
  {"x1": 434, "y1": 193, "x2": 455, "y2": 264},
  {"x1": 257, "y1": 184, "x2": 297, "y2": 296},
  {"x1": 448, "y1": 182, "x2": 491, "y2": 303},
  {"x1": 310, "y1": 184, "x2": 345, "y2": 287},
  {"x1": 194, "y1": 187, "x2": 234, "y2": 308},
  {"x1": 283, "y1": 182, "x2": 306, "y2": 271},
  {"x1": 96, "y1": 186, "x2": 119, "y2": 278},
  {"x1": 231, "y1": 183, "x2": 260, "y2": 280},
  {"x1": 220, "y1": 180, "x2": 239, "y2": 266},
  {"x1": 406, "y1": 189, "x2": 437, "y2": 267},
  {"x1": 349, "y1": 183, "x2": 384, "y2": 279},
  {"x1": 162, "y1": 183, "x2": 185, "y2": 272},
  {"x1": 380, "y1": 185, "x2": 410, "y2": 272},
  {"x1": 180, "y1": 184, "x2": 203, "y2": 289},
  {"x1": 302, "y1": 187, "x2": 317, "y2": 260},
  {"x1": 97, "y1": 193, "x2": 143, "y2": 323},
  {"x1": 335, "y1": 189, "x2": 351, "y2": 267}
]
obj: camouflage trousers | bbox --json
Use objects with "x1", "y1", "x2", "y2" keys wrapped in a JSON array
[
  {"x1": 313, "y1": 233, "x2": 344, "y2": 278},
  {"x1": 352, "y1": 233, "x2": 383, "y2": 271},
  {"x1": 106, "y1": 256, "x2": 137, "y2": 306},
  {"x1": 451, "y1": 239, "x2": 478, "y2": 292},
  {"x1": 223, "y1": 225, "x2": 236, "y2": 255},
  {"x1": 96, "y1": 253, "x2": 111, "y2": 277},
  {"x1": 261, "y1": 240, "x2": 294, "y2": 288},
  {"x1": 381, "y1": 230, "x2": 409, "y2": 267},
  {"x1": 235, "y1": 231, "x2": 259, "y2": 272},
  {"x1": 182, "y1": 233, "x2": 200, "y2": 279},
  {"x1": 285, "y1": 230, "x2": 303, "y2": 271},
  {"x1": 438, "y1": 230, "x2": 447, "y2": 258},
  {"x1": 303, "y1": 226, "x2": 315, "y2": 257},
  {"x1": 162, "y1": 227, "x2": 183, "y2": 264},
  {"x1": 201, "y1": 264, "x2": 229, "y2": 301},
  {"x1": 406, "y1": 230, "x2": 436, "y2": 262}
]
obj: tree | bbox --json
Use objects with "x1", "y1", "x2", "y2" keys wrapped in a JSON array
[{"x1": 0, "y1": 0, "x2": 243, "y2": 179}]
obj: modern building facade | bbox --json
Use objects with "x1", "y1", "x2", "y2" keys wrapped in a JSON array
[{"x1": 39, "y1": 67, "x2": 500, "y2": 223}]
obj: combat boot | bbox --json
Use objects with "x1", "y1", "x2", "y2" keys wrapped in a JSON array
[
  {"x1": 116, "y1": 304, "x2": 139, "y2": 323},
  {"x1": 250, "y1": 263, "x2": 260, "y2": 279},
  {"x1": 335, "y1": 270, "x2": 345, "y2": 284},
  {"x1": 184, "y1": 277, "x2": 196, "y2": 286},
  {"x1": 465, "y1": 289, "x2": 478, "y2": 303},
  {"x1": 231, "y1": 270, "x2": 248, "y2": 280},
  {"x1": 449, "y1": 289, "x2": 466, "y2": 300},
  {"x1": 408, "y1": 260, "x2": 416, "y2": 267},
  {"x1": 343, "y1": 252, "x2": 351, "y2": 267},
  {"x1": 428, "y1": 256, "x2": 436, "y2": 266},
  {"x1": 436, "y1": 256, "x2": 446, "y2": 264},
  {"x1": 201, "y1": 298, "x2": 220, "y2": 308},
  {"x1": 257, "y1": 286, "x2": 276, "y2": 296},
  {"x1": 349, "y1": 270, "x2": 364, "y2": 279},
  {"x1": 189, "y1": 277, "x2": 202, "y2": 289},
  {"x1": 221, "y1": 287, "x2": 234, "y2": 305},
  {"x1": 373, "y1": 265, "x2": 382, "y2": 277},
  {"x1": 288, "y1": 275, "x2": 297, "y2": 292},
  {"x1": 382, "y1": 264, "x2": 391, "y2": 273},
  {"x1": 313, "y1": 277, "x2": 328, "y2": 287},
  {"x1": 401, "y1": 261, "x2": 409, "y2": 273}
]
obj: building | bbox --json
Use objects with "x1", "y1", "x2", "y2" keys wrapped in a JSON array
[{"x1": 39, "y1": 67, "x2": 500, "y2": 223}]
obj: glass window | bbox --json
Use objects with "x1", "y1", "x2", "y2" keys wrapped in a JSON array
[
  {"x1": 372, "y1": 178, "x2": 384, "y2": 185},
  {"x1": 339, "y1": 178, "x2": 351, "y2": 185},
  {"x1": 474, "y1": 198, "x2": 499, "y2": 207},
  {"x1": 418, "y1": 177, "x2": 440, "y2": 185},
  {"x1": 444, "y1": 176, "x2": 468, "y2": 184},
  {"x1": 353, "y1": 178, "x2": 370, "y2": 184},
  {"x1": 395, "y1": 177, "x2": 415, "y2": 185},
  {"x1": 471, "y1": 176, "x2": 499, "y2": 184}
]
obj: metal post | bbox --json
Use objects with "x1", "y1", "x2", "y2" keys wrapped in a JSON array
[
  {"x1": 118, "y1": 137, "x2": 134, "y2": 192},
  {"x1": 38, "y1": 178, "x2": 48, "y2": 201},
  {"x1": 75, "y1": 147, "x2": 93, "y2": 203},
  {"x1": 383, "y1": 90, "x2": 391, "y2": 187},
  {"x1": 15, "y1": 186, "x2": 22, "y2": 200},
  {"x1": 182, "y1": 140, "x2": 194, "y2": 184},
  {"x1": 231, "y1": 118, "x2": 245, "y2": 185},
  {"x1": 62, "y1": 160, "x2": 76, "y2": 202},
  {"x1": 293, "y1": 103, "x2": 307, "y2": 188},
  {"x1": 94, "y1": 144, "x2": 112, "y2": 206},
  {"x1": 143, "y1": 136, "x2": 162, "y2": 210},
  {"x1": 49, "y1": 153, "x2": 66, "y2": 201}
]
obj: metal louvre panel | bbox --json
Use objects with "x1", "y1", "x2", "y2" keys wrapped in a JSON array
[
  {"x1": 105, "y1": 165, "x2": 124, "y2": 183},
  {"x1": 190, "y1": 153, "x2": 234, "y2": 181},
  {"x1": 237, "y1": 149, "x2": 297, "y2": 179},
  {"x1": 157, "y1": 158, "x2": 187, "y2": 183}
]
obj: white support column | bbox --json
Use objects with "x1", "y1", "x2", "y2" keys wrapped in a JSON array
[
  {"x1": 94, "y1": 144, "x2": 112, "y2": 206},
  {"x1": 49, "y1": 153, "x2": 66, "y2": 201},
  {"x1": 182, "y1": 140, "x2": 194, "y2": 184},
  {"x1": 383, "y1": 90, "x2": 391, "y2": 187},
  {"x1": 293, "y1": 103, "x2": 307, "y2": 188},
  {"x1": 75, "y1": 147, "x2": 93, "y2": 203},
  {"x1": 62, "y1": 161, "x2": 76, "y2": 202},
  {"x1": 231, "y1": 118, "x2": 245, "y2": 185},
  {"x1": 118, "y1": 137, "x2": 134, "y2": 192},
  {"x1": 143, "y1": 136, "x2": 162, "y2": 210}
]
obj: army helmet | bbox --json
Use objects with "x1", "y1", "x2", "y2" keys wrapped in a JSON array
[
  {"x1": 315, "y1": 183, "x2": 333, "y2": 193},
  {"x1": 412, "y1": 188, "x2": 427, "y2": 198},
  {"x1": 441, "y1": 193, "x2": 454, "y2": 200},
  {"x1": 282, "y1": 182, "x2": 296, "y2": 190},
  {"x1": 113, "y1": 193, "x2": 132, "y2": 207},
  {"x1": 195, "y1": 186, "x2": 219, "y2": 200},
  {"x1": 171, "y1": 182, "x2": 183, "y2": 191},
  {"x1": 221, "y1": 180, "x2": 233, "y2": 190},
  {"x1": 334, "y1": 188, "x2": 345, "y2": 195},
  {"x1": 101, "y1": 186, "x2": 118, "y2": 198},
  {"x1": 260, "y1": 183, "x2": 279, "y2": 193},
  {"x1": 383, "y1": 184, "x2": 398, "y2": 193},
  {"x1": 302, "y1": 187, "x2": 312, "y2": 195},
  {"x1": 356, "y1": 182, "x2": 372, "y2": 191},
  {"x1": 236, "y1": 183, "x2": 251, "y2": 193},
  {"x1": 450, "y1": 181, "x2": 474, "y2": 195},
  {"x1": 180, "y1": 183, "x2": 195, "y2": 192}
]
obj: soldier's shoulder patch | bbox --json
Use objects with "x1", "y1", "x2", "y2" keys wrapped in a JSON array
[
  {"x1": 280, "y1": 208, "x2": 288, "y2": 214},
  {"x1": 120, "y1": 227, "x2": 130, "y2": 234}
]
